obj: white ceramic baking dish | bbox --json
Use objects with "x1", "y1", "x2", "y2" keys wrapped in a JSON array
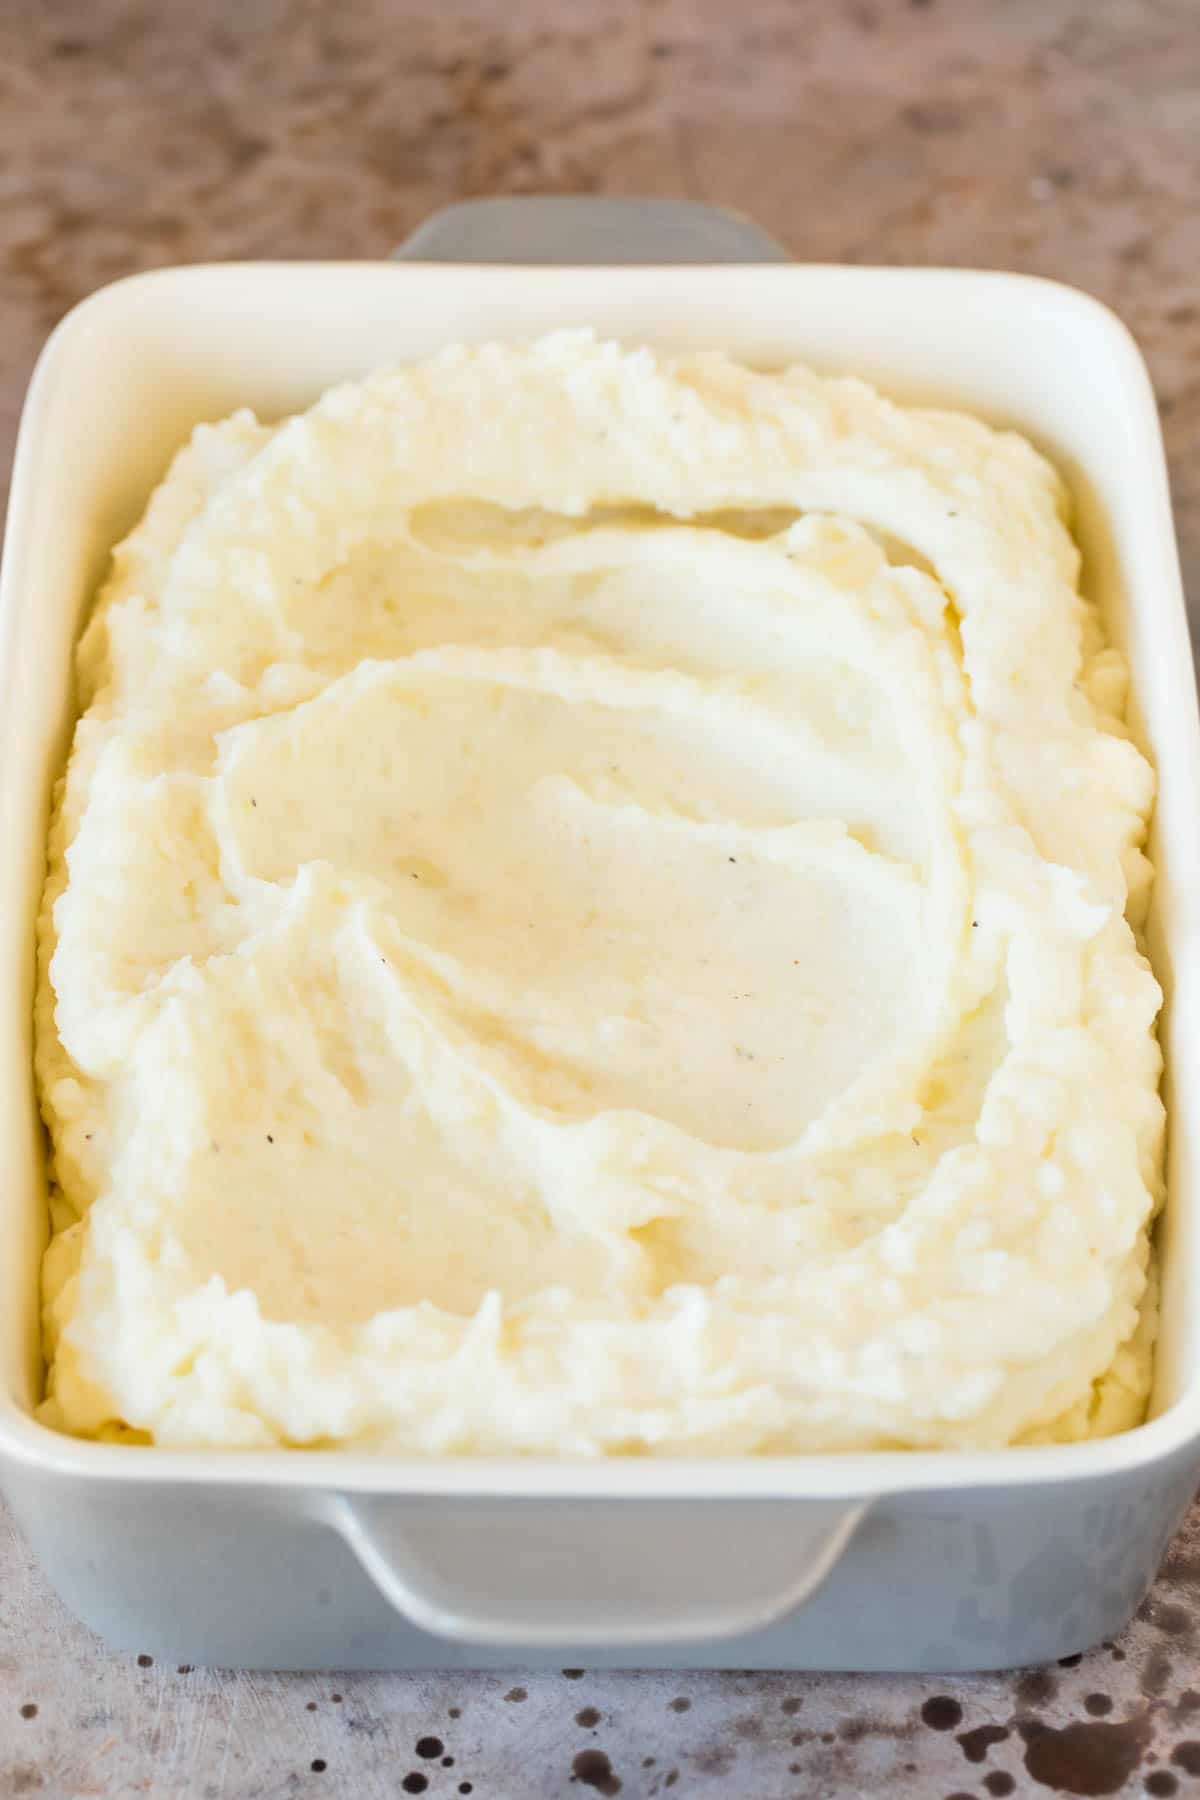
[{"x1": 1, "y1": 200, "x2": 1197, "y2": 1671}]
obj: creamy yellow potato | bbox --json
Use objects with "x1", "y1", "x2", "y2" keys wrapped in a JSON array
[{"x1": 36, "y1": 333, "x2": 1163, "y2": 1452}]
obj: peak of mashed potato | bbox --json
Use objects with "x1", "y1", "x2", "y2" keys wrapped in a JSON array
[{"x1": 36, "y1": 333, "x2": 1163, "y2": 1453}]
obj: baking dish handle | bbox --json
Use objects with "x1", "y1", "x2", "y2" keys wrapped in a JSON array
[
  {"x1": 393, "y1": 195, "x2": 789, "y2": 265},
  {"x1": 329, "y1": 1493, "x2": 868, "y2": 1649}
]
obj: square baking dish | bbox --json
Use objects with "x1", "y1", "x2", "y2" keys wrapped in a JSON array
[{"x1": 1, "y1": 200, "x2": 1198, "y2": 1671}]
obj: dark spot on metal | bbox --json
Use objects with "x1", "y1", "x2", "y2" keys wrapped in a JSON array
[
  {"x1": 416, "y1": 1737, "x2": 444, "y2": 1760},
  {"x1": 3, "y1": 1769, "x2": 44, "y2": 1795},
  {"x1": 984, "y1": 1776, "x2": 1015, "y2": 1798},
  {"x1": 692, "y1": 1745, "x2": 736, "y2": 1778},
  {"x1": 1143, "y1": 1649, "x2": 1173, "y2": 1698},
  {"x1": 1019, "y1": 1711, "x2": 1151, "y2": 1795},
  {"x1": 664, "y1": 1774, "x2": 679, "y2": 1790},
  {"x1": 442, "y1": 1757, "x2": 454, "y2": 1768},
  {"x1": 840, "y1": 1717, "x2": 909, "y2": 1743},
  {"x1": 922, "y1": 1696, "x2": 965, "y2": 1731},
  {"x1": 1085, "y1": 1694, "x2": 1113, "y2": 1717},
  {"x1": 576, "y1": 1708, "x2": 601, "y2": 1729},
  {"x1": 306, "y1": 1701, "x2": 317, "y2": 1712},
  {"x1": 448, "y1": 1707, "x2": 460, "y2": 1719},
  {"x1": 331, "y1": 1694, "x2": 342, "y2": 1704},
  {"x1": 177, "y1": 1666, "x2": 193, "y2": 1675},
  {"x1": 504, "y1": 1687, "x2": 527, "y2": 1704},
  {"x1": 136, "y1": 1654, "x2": 153, "y2": 1668},
  {"x1": 782, "y1": 1697, "x2": 804, "y2": 1715},
  {"x1": 19, "y1": 1704, "x2": 37, "y2": 1720},
  {"x1": 958, "y1": 1725, "x2": 1010, "y2": 1763},
  {"x1": 1171, "y1": 1742, "x2": 1200, "y2": 1775},
  {"x1": 1059, "y1": 1654, "x2": 1084, "y2": 1668},
  {"x1": 669, "y1": 1697, "x2": 691, "y2": 1713},
  {"x1": 1146, "y1": 1774, "x2": 1179, "y2": 1797},
  {"x1": 563, "y1": 1669, "x2": 586, "y2": 1680},
  {"x1": 402, "y1": 1778, "x2": 428, "y2": 1796},
  {"x1": 1153, "y1": 1604, "x2": 1192, "y2": 1638},
  {"x1": 458, "y1": 1787, "x2": 473, "y2": 1796},
  {"x1": 571, "y1": 1749, "x2": 621, "y2": 1795},
  {"x1": 642, "y1": 1758, "x2": 655, "y2": 1769},
  {"x1": 821, "y1": 1731, "x2": 836, "y2": 1743},
  {"x1": 311, "y1": 1761, "x2": 326, "y2": 1774},
  {"x1": 1016, "y1": 1670, "x2": 1059, "y2": 1709}
]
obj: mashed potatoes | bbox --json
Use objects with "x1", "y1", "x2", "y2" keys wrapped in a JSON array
[{"x1": 36, "y1": 333, "x2": 1163, "y2": 1452}]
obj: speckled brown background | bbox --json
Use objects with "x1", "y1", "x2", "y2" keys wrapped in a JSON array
[{"x1": 2, "y1": 0, "x2": 1199, "y2": 1794}]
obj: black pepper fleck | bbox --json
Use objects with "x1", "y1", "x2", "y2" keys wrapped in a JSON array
[
  {"x1": 19, "y1": 1704, "x2": 37, "y2": 1720},
  {"x1": 136, "y1": 1654, "x2": 153, "y2": 1668},
  {"x1": 1146, "y1": 1775, "x2": 1178, "y2": 1797},
  {"x1": 306, "y1": 1701, "x2": 317, "y2": 1712},
  {"x1": 402, "y1": 1778, "x2": 428, "y2": 1796},
  {"x1": 311, "y1": 1760, "x2": 326, "y2": 1774},
  {"x1": 416, "y1": 1737, "x2": 444, "y2": 1760},
  {"x1": 669, "y1": 1697, "x2": 691, "y2": 1713}
]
